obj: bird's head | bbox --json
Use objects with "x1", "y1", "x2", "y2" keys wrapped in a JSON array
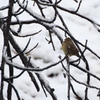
[{"x1": 64, "y1": 37, "x2": 72, "y2": 43}]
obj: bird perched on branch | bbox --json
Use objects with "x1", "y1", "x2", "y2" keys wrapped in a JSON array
[{"x1": 62, "y1": 37, "x2": 80, "y2": 57}]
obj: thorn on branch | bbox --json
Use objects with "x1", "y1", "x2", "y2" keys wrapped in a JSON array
[
  {"x1": 73, "y1": 0, "x2": 78, "y2": 3},
  {"x1": 25, "y1": 43, "x2": 39, "y2": 54},
  {"x1": 97, "y1": 90, "x2": 100, "y2": 97},
  {"x1": 45, "y1": 38, "x2": 51, "y2": 44},
  {"x1": 9, "y1": 38, "x2": 31, "y2": 60}
]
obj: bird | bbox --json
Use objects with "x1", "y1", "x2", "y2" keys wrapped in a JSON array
[{"x1": 62, "y1": 37, "x2": 80, "y2": 57}]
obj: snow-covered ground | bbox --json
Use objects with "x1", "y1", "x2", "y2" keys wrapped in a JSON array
[{"x1": 1, "y1": 0, "x2": 100, "y2": 100}]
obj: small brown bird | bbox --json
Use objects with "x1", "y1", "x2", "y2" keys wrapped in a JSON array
[{"x1": 62, "y1": 37, "x2": 79, "y2": 57}]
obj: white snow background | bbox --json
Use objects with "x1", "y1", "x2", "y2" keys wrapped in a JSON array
[{"x1": 1, "y1": 0, "x2": 100, "y2": 100}]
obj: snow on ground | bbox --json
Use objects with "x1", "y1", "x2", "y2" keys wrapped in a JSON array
[{"x1": 1, "y1": 0, "x2": 100, "y2": 100}]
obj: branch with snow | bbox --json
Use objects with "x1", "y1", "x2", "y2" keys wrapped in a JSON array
[{"x1": 1, "y1": 0, "x2": 100, "y2": 100}]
